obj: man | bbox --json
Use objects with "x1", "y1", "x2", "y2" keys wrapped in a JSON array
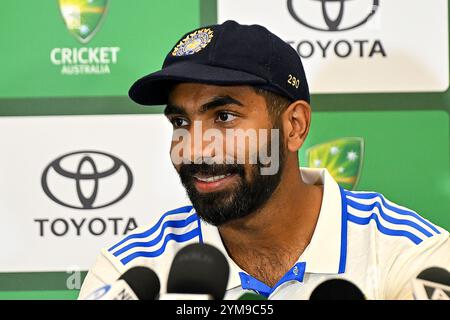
[{"x1": 79, "y1": 20, "x2": 449, "y2": 300}]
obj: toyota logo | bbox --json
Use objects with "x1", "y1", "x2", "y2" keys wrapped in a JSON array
[
  {"x1": 287, "y1": 0, "x2": 379, "y2": 32},
  {"x1": 42, "y1": 151, "x2": 133, "y2": 209}
]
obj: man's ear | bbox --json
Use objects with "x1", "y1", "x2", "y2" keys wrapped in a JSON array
[{"x1": 281, "y1": 100, "x2": 312, "y2": 153}]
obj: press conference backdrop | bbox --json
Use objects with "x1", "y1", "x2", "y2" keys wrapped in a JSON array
[{"x1": 0, "y1": 0, "x2": 448, "y2": 299}]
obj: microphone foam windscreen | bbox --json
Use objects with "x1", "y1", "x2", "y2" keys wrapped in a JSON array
[
  {"x1": 119, "y1": 266, "x2": 161, "y2": 300},
  {"x1": 167, "y1": 243, "x2": 230, "y2": 300},
  {"x1": 416, "y1": 267, "x2": 450, "y2": 286},
  {"x1": 309, "y1": 278, "x2": 365, "y2": 300}
]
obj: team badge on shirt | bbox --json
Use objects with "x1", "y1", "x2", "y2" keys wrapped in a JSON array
[
  {"x1": 172, "y1": 28, "x2": 214, "y2": 56},
  {"x1": 306, "y1": 137, "x2": 364, "y2": 190}
]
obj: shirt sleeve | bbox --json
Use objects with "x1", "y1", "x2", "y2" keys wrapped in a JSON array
[
  {"x1": 384, "y1": 230, "x2": 450, "y2": 300},
  {"x1": 78, "y1": 249, "x2": 122, "y2": 300}
]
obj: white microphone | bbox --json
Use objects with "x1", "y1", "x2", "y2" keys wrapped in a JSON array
[
  {"x1": 158, "y1": 293, "x2": 212, "y2": 300},
  {"x1": 412, "y1": 267, "x2": 450, "y2": 300},
  {"x1": 84, "y1": 266, "x2": 161, "y2": 300},
  {"x1": 85, "y1": 280, "x2": 138, "y2": 300}
]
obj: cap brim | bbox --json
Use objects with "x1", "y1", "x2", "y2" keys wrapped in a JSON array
[{"x1": 128, "y1": 62, "x2": 267, "y2": 106}]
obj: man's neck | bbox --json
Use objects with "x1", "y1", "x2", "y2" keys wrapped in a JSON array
[{"x1": 218, "y1": 164, "x2": 324, "y2": 287}]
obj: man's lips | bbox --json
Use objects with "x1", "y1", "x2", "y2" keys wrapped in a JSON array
[{"x1": 192, "y1": 173, "x2": 238, "y2": 193}]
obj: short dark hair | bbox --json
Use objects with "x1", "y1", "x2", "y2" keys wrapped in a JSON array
[{"x1": 252, "y1": 87, "x2": 292, "y2": 127}]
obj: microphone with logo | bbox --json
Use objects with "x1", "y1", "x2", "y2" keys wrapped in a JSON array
[
  {"x1": 412, "y1": 267, "x2": 450, "y2": 300},
  {"x1": 160, "y1": 243, "x2": 230, "y2": 300},
  {"x1": 237, "y1": 292, "x2": 267, "y2": 300},
  {"x1": 309, "y1": 278, "x2": 366, "y2": 300},
  {"x1": 83, "y1": 266, "x2": 161, "y2": 300}
]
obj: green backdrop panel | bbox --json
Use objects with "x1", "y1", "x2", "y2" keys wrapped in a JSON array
[
  {"x1": 0, "y1": 290, "x2": 79, "y2": 300},
  {"x1": 0, "y1": 0, "x2": 201, "y2": 98}
]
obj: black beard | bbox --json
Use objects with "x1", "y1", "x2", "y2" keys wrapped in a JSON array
[{"x1": 177, "y1": 143, "x2": 286, "y2": 226}]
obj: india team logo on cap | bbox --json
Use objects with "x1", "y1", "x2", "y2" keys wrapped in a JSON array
[
  {"x1": 305, "y1": 137, "x2": 364, "y2": 190},
  {"x1": 58, "y1": 0, "x2": 109, "y2": 44},
  {"x1": 172, "y1": 28, "x2": 214, "y2": 56}
]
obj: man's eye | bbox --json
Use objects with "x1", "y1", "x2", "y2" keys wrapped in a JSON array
[
  {"x1": 171, "y1": 118, "x2": 189, "y2": 127},
  {"x1": 216, "y1": 112, "x2": 237, "y2": 123}
]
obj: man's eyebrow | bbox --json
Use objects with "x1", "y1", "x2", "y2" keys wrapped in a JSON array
[
  {"x1": 164, "y1": 103, "x2": 186, "y2": 116},
  {"x1": 199, "y1": 95, "x2": 244, "y2": 113},
  {"x1": 164, "y1": 95, "x2": 244, "y2": 116}
]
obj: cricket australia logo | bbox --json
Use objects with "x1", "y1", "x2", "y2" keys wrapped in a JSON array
[
  {"x1": 51, "y1": 0, "x2": 120, "y2": 75},
  {"x1": 58, "y1": 0, "x2": 109, "y2": 44},
  {"x1": 305, "y1": 137, "x2": 364, "y2": 190}
]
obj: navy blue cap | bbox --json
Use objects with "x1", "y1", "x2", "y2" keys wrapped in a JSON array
[{"x1": 129, "y1": 20, "x2": 310, "y2": 105}]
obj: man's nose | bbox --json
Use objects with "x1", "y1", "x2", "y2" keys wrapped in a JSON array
[{"x1": 188, "y1": 120, "x2": 218, "y2": 164}]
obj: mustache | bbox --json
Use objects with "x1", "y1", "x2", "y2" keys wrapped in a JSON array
[{"x1": 178, "y1": 163, "x2": 245, "y2": 180}]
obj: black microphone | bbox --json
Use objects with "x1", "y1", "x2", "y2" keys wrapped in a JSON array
[
  {"x1": 84, "y1": 266, "x2": 161, "y2": 300},
  {"x1": 119, "y1": 266, "x2": 161, "y2": 300},
  {"x1": 412, "y1": 267, "x2": 450, "y2": 300},
  {"x1": 164, "y1": 243, "x2": 230, "y2": 300},
  {"x1": 237, "y1": 292, "x2": 267, "y2": 300},
  {"x1": 309, "y1": 278, "x2": 366, "y2": 300}
]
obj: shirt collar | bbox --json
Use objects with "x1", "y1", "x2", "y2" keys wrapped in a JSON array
[
  {"x1": 297, "y1": 167, "x2": 346, "y2": 274},
  {"x1": 199, "y1": 167, "x2": 347, "y2": 290}
]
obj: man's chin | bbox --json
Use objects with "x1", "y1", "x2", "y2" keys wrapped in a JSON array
[
  {"x1": 195, "y1": 210, "x2": 242, "y2": 227},
  {"x1": 189, "y1": 196, "x2": 243, "y2": 226}
]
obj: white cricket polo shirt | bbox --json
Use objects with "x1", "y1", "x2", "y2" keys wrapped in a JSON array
[{"x1": 78, "y1": 168, "x2": 450, "y2": 300}]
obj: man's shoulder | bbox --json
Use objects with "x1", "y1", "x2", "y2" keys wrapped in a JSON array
[
  {"x1": 340, "y1": 189, "x2": 449, "y2": 299},
  {"x1": 79, "y1": 205, "x2": 202, "y2": 298},
  {"x1": 103, "y1": 204, "x2": 202, "y2": 268},
  {"x1": 341, "y1": 188, "x2": 448, "y2": 252}
]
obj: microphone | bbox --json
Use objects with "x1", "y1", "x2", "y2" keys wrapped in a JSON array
[
  {"x1": 84, "y1": 266, "x2": 161, "y2": 300},
  {"x1": 412, "y1": 267, "x2": 450, "y2": 300},
  {"x1": 309, "y1": 278, "x2": 366, "y2": 300},
  {"x1": 237, "y1": 292, "x2": 267, "y2": 300},
  {"x1": 162, "y1": 243, "x2": 229, "y2": 300}
]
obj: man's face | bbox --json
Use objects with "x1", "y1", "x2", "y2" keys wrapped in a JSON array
[{"x1": 165, "y1": 83, "x2": 286, "y2": 226}]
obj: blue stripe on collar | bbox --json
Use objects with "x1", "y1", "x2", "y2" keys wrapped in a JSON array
[
  {"x1": 239, "y1": 262, "x2": 306, "y2": 298},
  {"x1": 338, "y1": 185, "x2": 348, "y2": 274}
]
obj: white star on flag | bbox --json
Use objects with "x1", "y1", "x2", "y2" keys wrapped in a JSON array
[
  {"x1": 330, "y1": 146, "x2": 339, "y2": 155},
  {"x1": 347, "y1": 151, "x2": 358, "y2": 161},
  {"x1": 338, "y1": 167, "x2": 345, "y2": 173},
  {"x1": 313, "y1": 159, "x2": 322, "y2": 167}
]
